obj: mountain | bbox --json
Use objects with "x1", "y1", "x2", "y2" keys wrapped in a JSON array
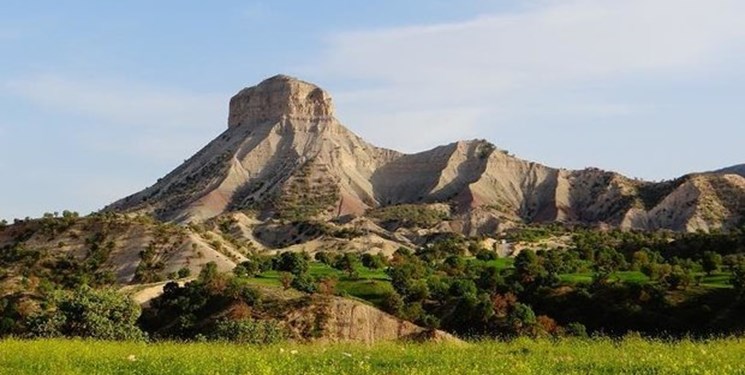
[
  {"x1": 714, "y1": 164, "x2": 745, "y2": 178},
  {"x1": 106, "y1": 75, "x2": 745, "y2": 233}
]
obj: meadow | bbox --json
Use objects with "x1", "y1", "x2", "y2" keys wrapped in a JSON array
[
  {"x1": 246, "y1": 258, "x2": 732, "y2": 309},
  {"x1": 1, "y1": 337, "x2": 744, "y2": 374}
]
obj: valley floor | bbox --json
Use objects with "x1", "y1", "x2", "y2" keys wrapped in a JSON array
[{"x1": 1, "y1": 337, "x2": 743, "y2": 374}]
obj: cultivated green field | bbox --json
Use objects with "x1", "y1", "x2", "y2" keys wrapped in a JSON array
[
  {"x1": 245, "y1": 259, "x2": 732, "y2": 309},
  {"x1": 1, "y1": 337, "x2": 744, "y2": 374}
]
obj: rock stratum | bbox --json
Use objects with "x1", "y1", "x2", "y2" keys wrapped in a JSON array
[{"x1": 106, "y1": 75, "x2": 744, "y2": 234}]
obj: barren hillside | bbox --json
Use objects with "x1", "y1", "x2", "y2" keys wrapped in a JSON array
[{"x1": 105, "y1": 75, "x2": 745, "y2": 234}]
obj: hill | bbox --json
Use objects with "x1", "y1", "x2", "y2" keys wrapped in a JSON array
[{"x1": 106, "y1": 75, "x2": 745, "y2": 233}]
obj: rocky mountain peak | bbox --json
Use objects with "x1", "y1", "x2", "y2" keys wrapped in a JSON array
[
  {"x1": 227, "y1": 74, "x2": 335, "y2": 128},
  {"x1": 107, "y1": 75, "x2": 745, "y2": 232}
]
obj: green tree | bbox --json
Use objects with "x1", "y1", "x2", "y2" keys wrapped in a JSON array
[
  {"x1": 177, "y1": 267, "x2": 191, "y2": 279},
  {"x1": 701, "y1": 251, "x2": 723, "y2": 276},
  {"x1": 233, "y1": 261, "x2": 259, "y2": 278},
  {"x1": 508, "y1": 303, "x2": 537, "y2": 336},
  {"x1": 731, "y1": 260, "x2": 745, "y2": 297},
  {"x1": 593, "y1": 247, "x2": 627, "y2": 283},
  {"x1": 334, "y1": 253, "x2": 361, "y2": 279},
  {"x1": 314, "y1": 251, "x2": 338, "y2": 266},
  {"x1": 513, "y1": 250, "x2": 546, "y2": 285},
  {"x1": 361, "y1": 253, "x2": 387, "y2": 269},
  {"x1": 290, "y1": 273, "x2": 317, "y2": 293},
  {"x1": 26, "y1": 287, "x2": 146, "y2": 341},
  {"x1": 274, "y1": 252, "x2": 309, "y2": 276},
  {"x1": 381, "y1": 291, "x2": 404, "y2": 316}
]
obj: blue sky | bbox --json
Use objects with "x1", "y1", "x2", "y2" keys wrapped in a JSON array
[{"x1": 1, "y1": 0, "x2": 744, "y2": 220}]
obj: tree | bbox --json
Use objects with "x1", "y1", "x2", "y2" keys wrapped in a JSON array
[
  {"x1": 565, "y1": 322, "x2": 588, "y2": 338},
  {"x1": 274, "y1": 252, "x2": 309, "y2": 276},
  {"x1": 441, "y1": 255, "x2": 467, "y2": 277},
  {"x1": 475, "y1": 249, "x2": 498, "y2": 261},
  {"x1": 476, "y1": 264, "x2": 504, "y2": 292},
  {"x1": 730, "y1": 259, "x2": 745, "y2": 297},
  {"x1": 177, "y1": 267, "x2": 191, "y2": 279},
  {"x1": 508, "y1": 303, "x2": 537, "y2": 336},
  {"x1": 381, "y1": 291, "x2": 404, "y2": 316},
  {"x1": 26, "y1": 287, "x2": 146, "y2": 341},
  {"x1": 199, "y1": 262, "x2": 220, "y2": 282},
  {"x1": 513, "y1": 250, "x2": 546, "y2": 285},
  {"x1": 314, "y1": 251, "x2": 338, "y2": 266},
  {"x1": 387, "y1": 259, "x2": 428, "y2": 298},
  {"x1": 702, "y1": 251, "x2": 722, "y2": 276},
  {"x1": 663, "y1": 265, "x2": 693, "y2": 290},
  {"x1": 631, "y1": 250, "x2": 651, "y2": 270},
  {"x1": 290, "y1": 273, "x2": 317, "y2": 293},
  {"x1": 361, "y1": 253, "x2": 387, "y2": 269},
  {"x1": 593, "y1": 247, "x2": 627, "y2": 283},
  {"x1": 334, "y1": 253, "x2": 361, "y2": 279},
  {"x1": 233, "y1": 261, "x2": 259, "y2": 278},
  {"x1": 723, "y1": 254, "x2": 744, "y2": 273}
]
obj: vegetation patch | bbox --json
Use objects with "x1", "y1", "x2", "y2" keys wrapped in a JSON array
[
  {"x1": 1, "y1": 338, "x2": 744, "y2": 374},
  {"x1": 366, "y1": 204, "x2": 449, "y2": 229}
]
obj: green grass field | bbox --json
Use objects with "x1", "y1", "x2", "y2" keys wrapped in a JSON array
[
  {"x1": 559, "y1": 271, "x2": 733, "y2": 288},
  {"x1": 1, "y1": 337, "x2": 744, "y2": 374},
  {"x1": 245, "y1": 260, "x2": 733, "y2": 308},
  {"x1": 248, "y1": 263, "x2": 392, "y2": 305}
]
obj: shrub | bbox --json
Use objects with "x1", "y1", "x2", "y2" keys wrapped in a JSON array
[
  {"x1": 367, "y1": 204, "x2": 448, "y2": 229},
  {"x1": 381, "y1": 291, "x2": 404, "y2": 316},
  {"x1": 177, "y1": 267, "x2": 191, "y2": 279},
  {"x1": 26, "y1": 287, "x2": 146, "y2": 341},
  {"x1": 361, "y1": 253, "x2": 387, "y2": 269},
  {"x1": 566, "y1": 322, "x2": 588, "y2": 338},
  {"x1": 274, "y1": 252, "x2": 310, "y2": 276},
  {"x1": 291, "y1": 273, "x2": 317, "y2": 293},
  {"x1": 208, "y1": 318, "x2": 287, "y2": 344},
  {"x1": 334, "y1": 253, "x2": 361, "y2": 279}
]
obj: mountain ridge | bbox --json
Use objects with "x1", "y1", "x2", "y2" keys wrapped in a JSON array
[{"x1": 106, "y1": 75, "x2": 745, "y2": 233}]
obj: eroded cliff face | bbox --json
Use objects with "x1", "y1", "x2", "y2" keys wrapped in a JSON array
[
  {"x1": 281, "y1": 296, "x2": 458, "y2": 344},
  {"x1": 228, "y1": 75, "x2": 335, "y2": 127},
  {"x1": 106, "y1": 75, "x2": 400, "y2": 222},
  {"x1": 106, "y1": 75, "x2": 745, "y2": 233}
]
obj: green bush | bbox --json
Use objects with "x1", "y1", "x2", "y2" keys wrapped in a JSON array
[
  {"x1": 291, "y1": 273, "x2": 317, "y2": 293},
  {"x1": 26, "y1": 287, "x2": 146, "y2": 341},
  {"x1": 367, "y1": 204, "x2": 448, "y2": 229},
  {"x1": 208, "y1": 318, "x2": 287, "y2": 344},
  {"x1": 177, "y1": 267, "x2": 191, "y2": 279}
]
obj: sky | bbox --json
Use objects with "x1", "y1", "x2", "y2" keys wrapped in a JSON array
[{"x1": 1, "y1": 0, "x2": 744, "y2": 221}]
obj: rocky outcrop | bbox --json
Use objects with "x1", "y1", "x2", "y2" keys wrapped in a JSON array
[
  {"x1": 106, "y1": 75, "x2": 745, "y2": 233},
  {"x1": 281, "y1": 296, "x2": 459, "y2": 344},
  {"x1": 228, "y1": 75, "x2": 334, "y2": 127}
]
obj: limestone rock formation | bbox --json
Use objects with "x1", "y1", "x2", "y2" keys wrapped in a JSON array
[{"x1": 106, "y1": 75, "x2": 745, "y2": 233}]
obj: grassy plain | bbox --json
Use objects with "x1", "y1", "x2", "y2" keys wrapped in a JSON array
[{"x1": 1, "y1": 337, "x2": 743, "y2": 374}]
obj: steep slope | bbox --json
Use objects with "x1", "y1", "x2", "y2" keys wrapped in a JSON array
[
  {"x1": 106, "y1": 75, "x2": 745, "y2": 233},
  {"x1": 106, "y1": 75, "x2": 400, "y2": 222},
  {"x1": 714, "y1": 164, "x2": 745, "y2": 178},
  {"x1": 0, "y1": 214, "x2": 244, "y2": 294}
]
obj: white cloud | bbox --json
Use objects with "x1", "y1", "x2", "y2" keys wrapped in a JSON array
[{"x1": 312, "y1": 0, "x2": 745, "y2": 152}]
